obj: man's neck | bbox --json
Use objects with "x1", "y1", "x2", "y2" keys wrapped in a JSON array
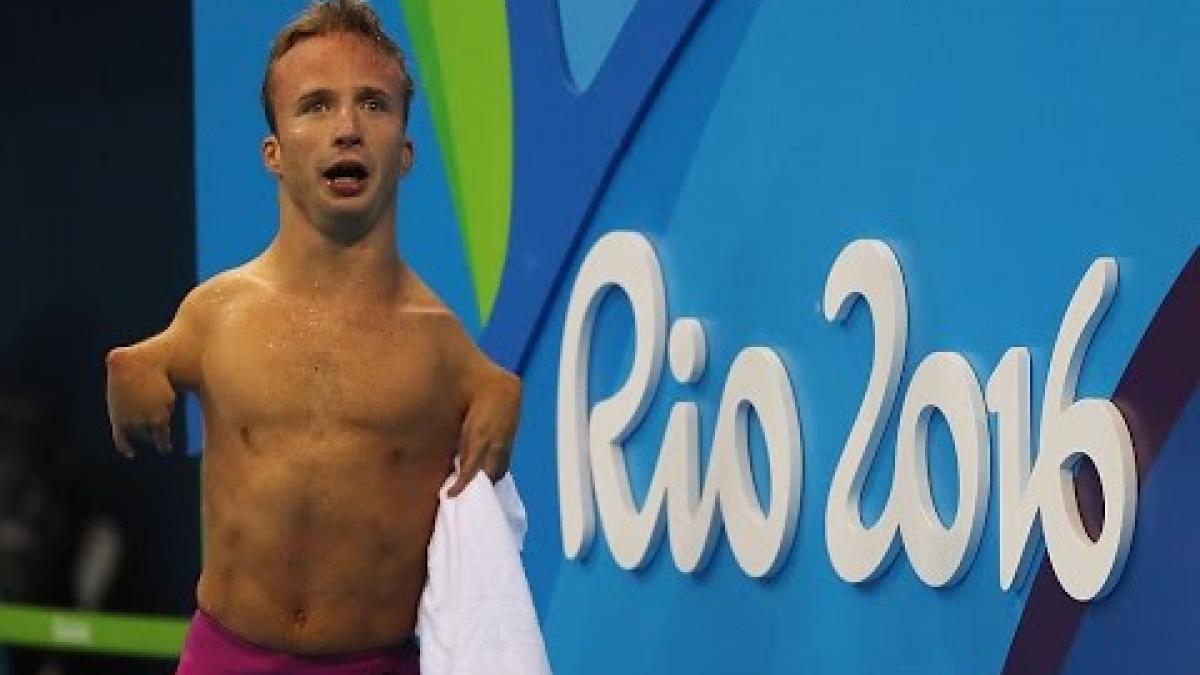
[{"x1": 264, "y1": 201, "x2": 406, "y2": 301}]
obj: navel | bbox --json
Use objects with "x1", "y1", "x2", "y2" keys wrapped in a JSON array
[{"x1": 376, "y1": 539, "x2": 397, "y2": 557}]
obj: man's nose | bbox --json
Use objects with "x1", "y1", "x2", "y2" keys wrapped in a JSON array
[{"x1": 333, "y1": 106, "x2": 363, "y2": 148}]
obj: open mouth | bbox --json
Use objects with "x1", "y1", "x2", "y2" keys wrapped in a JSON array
[{"x1": 321, "y1": 160, "x2": 370, "y2": 197}]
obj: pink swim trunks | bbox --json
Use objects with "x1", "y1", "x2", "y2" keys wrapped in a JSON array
[{"x1": 175, "y1": 610, "x2": 420, "y2": 675}]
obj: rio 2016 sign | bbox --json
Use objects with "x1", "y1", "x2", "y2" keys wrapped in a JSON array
[{"x1": 558, "y1": 231, "x2": 1137, "y2": 601}]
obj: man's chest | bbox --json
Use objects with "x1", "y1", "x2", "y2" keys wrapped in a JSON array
[{"x1": 200, "y1": 300, "x2": 457, "y2": 431}]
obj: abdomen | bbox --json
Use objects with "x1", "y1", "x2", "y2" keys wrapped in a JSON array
[{"x1": 197, "y1": 420, "x2": 454, "y2": 654}]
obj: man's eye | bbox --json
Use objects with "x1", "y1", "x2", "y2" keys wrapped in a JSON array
[
  {"x1": 302, "y1": 100, "x2": 330, "y2": 114},
  {"x1": 361, "y1": 98, "x2": 388, "y2": 112}
]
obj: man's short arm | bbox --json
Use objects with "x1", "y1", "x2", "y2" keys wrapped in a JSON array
[
  {"x1": 108, "y1": 283, "x2": 208, "y2": 388},
  {"x1": 105, "y1": 283, "x2": 212, "y2": 455},
  {"x1": 444, "y1": 319, "x2": 523, "y2": 494}
]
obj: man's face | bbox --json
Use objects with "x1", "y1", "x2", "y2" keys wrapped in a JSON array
[{"x1": 263, "y1": 32, "x2": 413, "y2": 235}]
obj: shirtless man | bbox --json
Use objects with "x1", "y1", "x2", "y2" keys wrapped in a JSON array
[{"x1": 104, "y1": 2, "x2": 520, "y2": 672}]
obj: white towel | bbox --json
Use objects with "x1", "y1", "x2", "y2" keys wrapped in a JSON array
[{"x1": 416, "y1": 472, "x2": 553, "y2": 675}]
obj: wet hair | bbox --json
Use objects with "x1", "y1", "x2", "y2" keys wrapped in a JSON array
[{"x1": 261, "y1": 0, "x2": 415, "y2": 134}]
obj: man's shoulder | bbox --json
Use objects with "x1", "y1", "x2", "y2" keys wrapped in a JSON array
[
  {"x1": 391, "y1": 289, "x2": 482, "y2": 367},
  {"x1": 395, "y1": 300, "x2": 464, "y2": 337},
  {"x1": 395, "y1": 270, "x2": 463, "y2": 326},
  {"x1": 178, "y1": 265, "x2": 269, "y2": 323}
]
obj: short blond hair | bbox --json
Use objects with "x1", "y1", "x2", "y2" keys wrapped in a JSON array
[{"x1": 261, "y1": 0, "x2": 415, "y2": 133}]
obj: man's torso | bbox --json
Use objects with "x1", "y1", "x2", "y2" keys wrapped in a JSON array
[{"x1": 187, "y1": 267, "x2": 464, "y2": 654}]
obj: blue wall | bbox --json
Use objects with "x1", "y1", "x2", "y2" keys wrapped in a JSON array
[{"x1": 196, "y1": 2, "x2": 1199, "y2": 672}]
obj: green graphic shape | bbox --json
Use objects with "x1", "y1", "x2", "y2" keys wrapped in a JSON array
[
  {"x1": 0, "y1": 603, "x2": 187, "y2": 657},
  {"x1": 398, "y1": 0, "x2": 513, "y2": 325}
]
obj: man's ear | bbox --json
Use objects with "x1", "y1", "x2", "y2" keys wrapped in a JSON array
[
  {"x1": 399, "y1": 138, "x2": 414, "y2": 177},
  {"x1": 262, "y1": 135, "x2": 283, "y2": 177}
]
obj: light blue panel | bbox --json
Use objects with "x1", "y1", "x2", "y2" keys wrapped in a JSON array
[
  {"x1": 518, "y1": 0, "x2": 1199, "y2": 673},
  {"x1": 193, "y1": 0, "x2": 287, "y2": 279},
  {"x1": 557, "y1": 0, "x2": 639, "y2": 91}
]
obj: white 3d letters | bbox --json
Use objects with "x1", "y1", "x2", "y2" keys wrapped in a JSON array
[
  {"x1": 559, "y1": 232, "x2": 1136, "y2": 599},
  {"x1": 558, "y1": 231, "x2": 802, "y2": 578},
  {"x1": 986, "y1": 259, "x2": 1137, "y2": 601},
  {"x1": 822, "y1": 241, "x2": 990, "y2": 587}
]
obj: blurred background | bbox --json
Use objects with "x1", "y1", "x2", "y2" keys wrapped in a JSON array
[{"x1": 1, "y1": 1, "x2": 198, "y2": 673}]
